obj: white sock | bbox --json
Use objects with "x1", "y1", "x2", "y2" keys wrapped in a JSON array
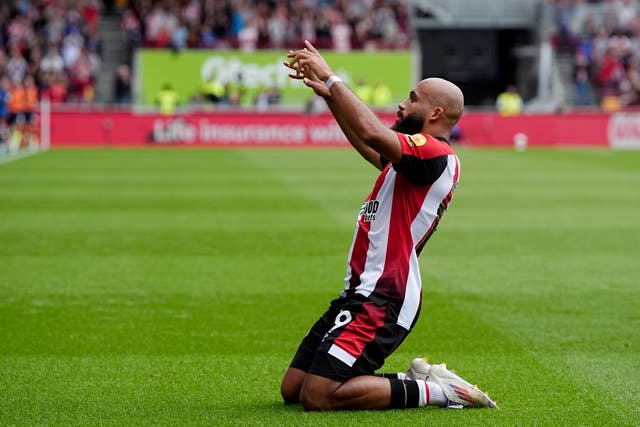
[
  {"x1": 396, "y1": 372, "x2": 407, "y2": 380},
  {"x1": 426, "y1": 381, "x2": 448, "y2": 407},
  {"x1": 416, "y1": 380, "x2": 428, "y2": 407}
]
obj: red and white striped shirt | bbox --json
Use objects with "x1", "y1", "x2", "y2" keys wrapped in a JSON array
[{"x1": 342, "y1": 132, "x2": 460, "y2": 330}]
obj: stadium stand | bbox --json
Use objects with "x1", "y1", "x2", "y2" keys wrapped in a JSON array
[
  {"x1": 122, "y1": 0, "x2": 410, "y2": 53},
  {"x1": 0, "y1": 0, "x2": 411, "y2": 105},
  {"x1": 547, "y1": 0, "x2": 640, "y2": 110},
  {"x1": 1, "y1": 0, "x2": 638, "y2": 111},
  {"x1": 0, "y1": 0, "x2": 102, "y2": 104}
]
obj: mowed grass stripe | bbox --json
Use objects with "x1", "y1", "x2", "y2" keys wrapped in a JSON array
[{"x1": 0, "y1": 147, "x2": 638, "y2": 426}]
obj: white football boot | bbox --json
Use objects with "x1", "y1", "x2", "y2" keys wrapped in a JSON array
[
  {"x1": 428, "y1": 363, "x2": 498, "y2": 408},
  {"x1": 406, "y1": 358, "x2": 497, "y2": 408},
  {"x1": 406, "y1": 357, "x2": 432, "y2": 380}
]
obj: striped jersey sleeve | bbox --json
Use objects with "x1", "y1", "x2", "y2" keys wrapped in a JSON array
[{"x1": 391, "y1": 132, "x2": 454, "y2": 186}]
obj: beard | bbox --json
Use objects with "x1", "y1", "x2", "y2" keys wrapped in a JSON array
[{"x1": 390, "y1": 111, "x2": 426, "y2": 135}]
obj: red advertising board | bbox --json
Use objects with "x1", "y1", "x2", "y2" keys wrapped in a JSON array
[{"x1": 48, "y1": 110, "x2": 633, "y2": 148}]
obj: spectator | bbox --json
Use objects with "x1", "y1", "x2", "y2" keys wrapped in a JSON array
[
  {"x1": 6, "y1": 47, "x2": 28, "y2": 83},
  {"x1": 598, "y1": 46, "x2": 625, "y2": 109},
  {"x1": 200, "y1": 75, "x2": 226, "y2": 105},
  {"x1": 145, "y1": 3, "x2": 177, "y2": 48},
  {"x1": 69, "y1": 48, "x2": 97, "y2": 103},
  {"x1": 41, "y1": 72, "x2": 68, "y2": 103},
  {"x1": 496, "y1": 85, "x2": 523, "y2": 116},
  {"x1": 574, "y1": 48, "x2": 593, "y2": 105},
  {"x1": 237, "y1": 19, "x2": 257, "y2": 51},
  {"x1": 371, "y1": 80, "x2": 392, "y2": 108},
  {"x1": 330, "y1": 9, "x2": 351, "y2": 52},
  {"x1": 620, "y1": 57, "x2": 640, "y2": 105},
  {"x1": 0, "y1": 75, "x2": 10, "y2": 131},
  {"x1": 353, "y1": 77, "x2": 373, "y2": 104},
  {"x1": 171, "y1": 17, "x2": 189, "y2": 52},
  {"x1": 268, "y1": 6, "x2": 288, "y2": 49},
  {"x1": 156, "y1": 82, "x2": 179, "y2": 115},
  {"x1": 114, "y1": 64, "x2": 132, "y2": 104},
  {"x1": 83, "y1": 0, "x2": 102, "y2": 33},
  {"x1": 40, "y1": 43, "x2": 65, "y2": 76},
  {"x1": 7, "y1": 78, "x2": 26, "y2": 149},
  {"x1": 120, "y1": 8, "x2": 142, "y2": 59},
  {"x1": 61, "y1": 28, "x2": 85, "y2": 69},
  {"x1": 23, "y1": 74, "x2": 39, "y2": 148}
]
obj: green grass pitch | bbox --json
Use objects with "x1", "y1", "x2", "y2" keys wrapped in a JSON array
[{"x1": 1, "y1": 147, "x2": 638, "y2": 426}]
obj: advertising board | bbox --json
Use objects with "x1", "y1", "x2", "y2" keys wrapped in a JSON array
[{"x1": 137, "y1": 50, "x2": 413, "y2": 108}]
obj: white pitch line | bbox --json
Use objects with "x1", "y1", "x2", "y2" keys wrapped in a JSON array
[{"x1": 0, "y1": 148, "x2": 48, "y2": 165}]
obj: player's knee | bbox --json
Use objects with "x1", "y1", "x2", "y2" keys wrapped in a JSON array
[
  {"x1": 280, "y1": 380, "x2": 299, "y2": 404},
  {"x1": 280, "y1": 368, "x2": 306, "y2": 404},
  {"x1": 299, "y1": 388, "x2": 331, "y2": 411}
]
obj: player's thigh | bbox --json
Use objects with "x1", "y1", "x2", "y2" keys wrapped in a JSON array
[
  {"x1": 288, "y1": 297, "x2": 343, "y2": 372},
  {"x1": 309, "y1": 295, "x2": 409, "y2": 381}
]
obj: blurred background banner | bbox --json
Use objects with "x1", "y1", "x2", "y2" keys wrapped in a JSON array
[
  {"x1": 48, "y1": 110, "x2": 613, "y2": 148},
  {"x1": 137, "y1": 50, "x2": 412, "y2": 108}
]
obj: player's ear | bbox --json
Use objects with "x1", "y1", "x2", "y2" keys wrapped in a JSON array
[{"x1": 429, "y1": 107, "x2": 444, "y2": 121}]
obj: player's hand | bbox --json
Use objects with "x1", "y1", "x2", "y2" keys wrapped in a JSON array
[
  {"x1": 285, "y1": 41, "x2": 334, "y2": 96},
  {"x1": 284, "y1": 54, "x2": 330, "y2": 98}
]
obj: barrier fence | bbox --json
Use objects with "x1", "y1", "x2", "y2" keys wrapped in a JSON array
[{"x1": 48, "y1": 110, "x2": 640, "y2": 149}]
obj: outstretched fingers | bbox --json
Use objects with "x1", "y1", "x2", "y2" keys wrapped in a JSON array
[
  {"x1": 283, "y1": 60, "x2": 305, "y2": 79},
  {"x1": 303, "y1": 40, "x2": 319, "y2": 54}
]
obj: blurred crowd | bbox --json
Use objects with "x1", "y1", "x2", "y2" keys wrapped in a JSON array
[
  {"x1": 0, "y1": 0, "x2": 409, "y2": 111},
  {"x1": 550, "y1": 0, "x2": 640, "y2": 110},
  {"x1": 0, "y1": 0, "x2": 103, "y2": 150},
  {"x1": 7, "y1": 0, "x2": 640, "y2": 115},
  {"x1": 0, "y1": 0, "x2": 102, "y2": 108},
  {"x1": 120, "y1": 0, "x2": 410, "y2": 55}
]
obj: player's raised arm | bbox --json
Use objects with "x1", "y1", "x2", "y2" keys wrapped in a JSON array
[
  {"x1": 286, "y1": 41, "x2": 402, "y2": 166},
  {"x1": 285, "y1": 56, "x2": 384, "y2": 169}
]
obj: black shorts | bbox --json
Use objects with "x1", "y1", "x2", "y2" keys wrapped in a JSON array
[{"x1": 289, "y1": 293, "x2": 413, "y2": 383}]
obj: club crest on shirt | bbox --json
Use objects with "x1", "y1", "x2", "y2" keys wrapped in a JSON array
[
  {"x1": 407, "y1": 133, "x2": 427, "y2": 147},
  {"x1": 359, "y1": 200, "x2": 379, "y2": 222}
]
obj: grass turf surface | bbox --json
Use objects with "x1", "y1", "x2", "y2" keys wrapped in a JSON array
[{"x1": 0, "y1": 147, "x2": 638, "y2": 426}]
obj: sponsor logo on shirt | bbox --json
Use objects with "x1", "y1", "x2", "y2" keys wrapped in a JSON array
[
  {"x1": 359, "y1": 200, "x2": 379, "y2": 222},
  {"x1": 407, "y1": 133, "x2": 427, "y2": 147}
]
